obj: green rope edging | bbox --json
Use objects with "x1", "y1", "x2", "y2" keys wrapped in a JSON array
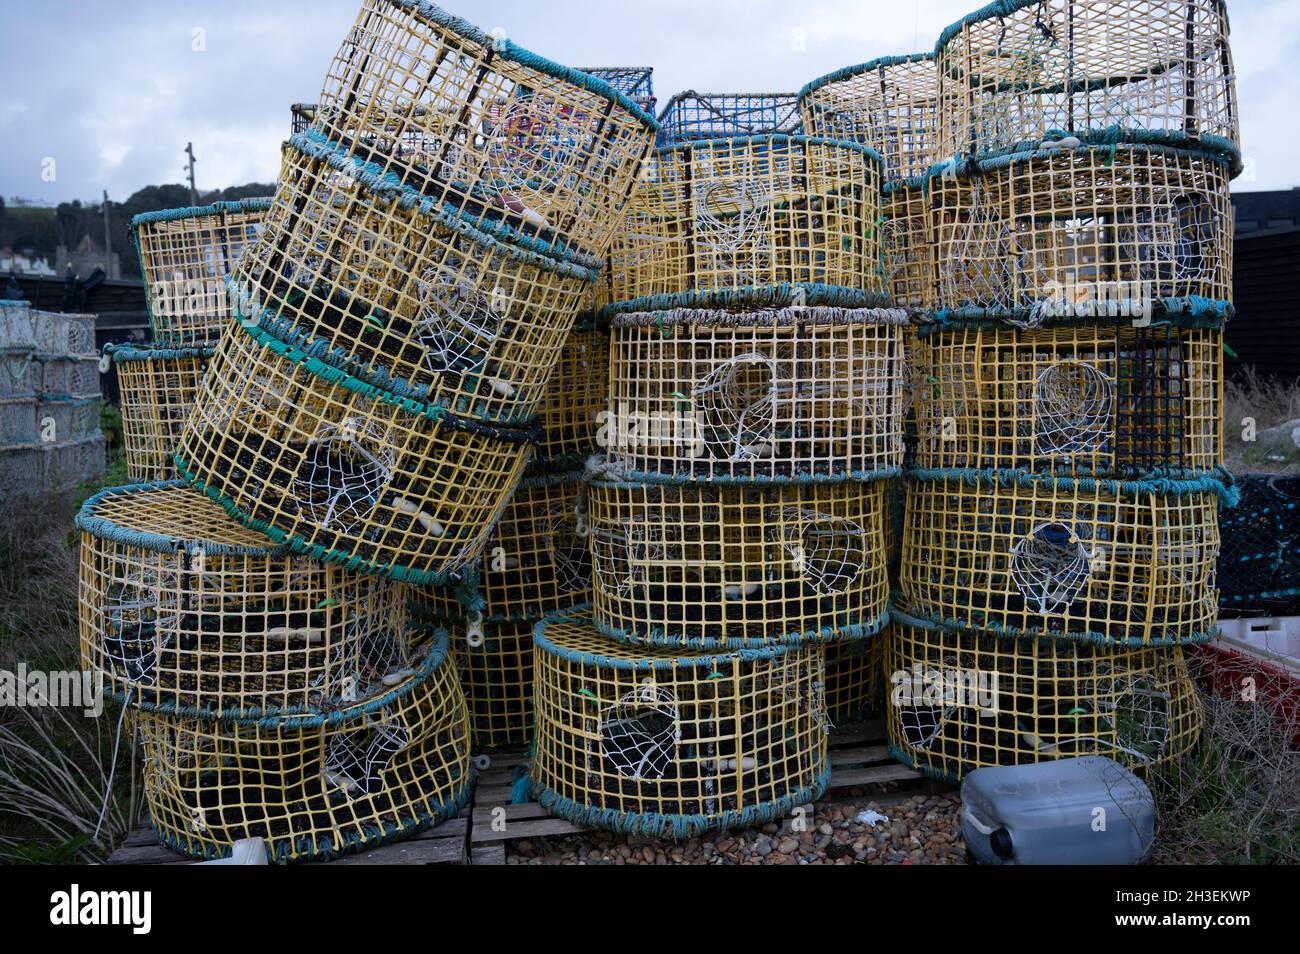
[
  {"x1": 534, "y1": 603, "x2": 845, "y2": 665},
  {"x1": 129, "y1": 197, "x2": 272, "y2": 234},
  {"x1": 798, "y1": 52, "x2": 936, "y2": 99},
  {"x1": 654, "y1": 131, "x2": 884, "y2": 169},
  {"x1": 107, "y1": 628, "x2": 452, "y2": 726},
  {"x1": 907, "y1": 465, "x2": 1239, "y2": 508},
  {"x1": 889, "y1": 605, "x2": 1217, "y2": 650},
  {"x1": 885, "y1": 739, "x2": 962, "y2": 785},
  {"x1": 597, "y1": 283, "x2": 894, "y2": 319},
  {"x1": 531, "y1": 767, "x2": 830, "y2": 839},
  {"x1": 104, "y1": 343, "x2": 215, "y2": 362},
  {"x1": 915, "y1": 302, "x2": 1231, "y2": 335},
  {"x1": 76, "y1": 479, "x2": 290, "y2": 558},
  {"x1": 594, "y1": 465, "x2": 903, "y2": 488},
  {"x1": 150, "y1": 770, "x2": 474, "y2": 864},
  {"x1": 584, "y1": 606, "x2": 892, "y2": 653},
  {"x1": 171, "y1": 452, "x2": 474, "y2": 587}
]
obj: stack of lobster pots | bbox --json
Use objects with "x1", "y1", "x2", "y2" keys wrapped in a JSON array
[
  {"x1": 886, "y1": 0, "x2": 1239, "y2": 782},
  {"x1": 526, "y1": 92, "x2": 910, "y2": 836},
  {"x1": 77, "y1": 0, "x2": 658, "y2": 862}
]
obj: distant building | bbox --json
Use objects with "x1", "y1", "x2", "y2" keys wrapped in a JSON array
[
  {"x1": 54, "y1": 234, "x2": 121, "y2": 280},
  {"x1": 1231, "y1": 188, "x2": 1300, "y2": 235},
  {"x1": 0, "y1": 249, "x2": 56, "y2": 276}
]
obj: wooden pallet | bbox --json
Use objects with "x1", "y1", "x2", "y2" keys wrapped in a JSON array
[
  {"x1": 467, "y1": 718, "x2": 936, "y2": 864},
  {"x1": 106, "y1": 816, "x2": 470, "y2": 865},
  {"x1": 107, "y1": 721, "x2": 933, "y2": 866}
]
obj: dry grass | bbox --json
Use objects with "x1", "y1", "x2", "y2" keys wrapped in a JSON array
[
  {"x1": 1224, "y1": 367, "x2": 1300, "y2": 474},
  {"x1": 1150, "y1": 653, "x2": 1300, "y2": 864},
  {"x1": 0, "y1": 468, "x2": 142, "y2": 864}
]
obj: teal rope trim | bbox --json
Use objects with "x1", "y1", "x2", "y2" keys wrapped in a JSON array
[
  {"x1": 590, "y1": 607, "x2": 892, "y2": 653},
  {"x1": 1221, "y1": 587, "x2": 1300, "y2": 604},
  {"x1": 526, "y1": 449, "x2": 593, "y2": 479},
  {"x1": 655, "y1": 132, "x2": 885, "y2": 170},
  {"x1": 231, "y1": 317, "x2": 540, "y2": 444},
  {"x1": 930, "y1": 132, "x2": 1232, "y2": 178},
  {"x1": 75, "y1": 479, "x2": 289, "y2": 557},
  {"x1": 150, "y1": 771, "x2": 474, "y2": 864},
  {"x1": 889, "y1": 605, "x2": 1216, "y2": 650},
  {"x1": 533, "y1": 604, "x2": 827, "y2": 666},
  {"x1": 532, "y1": 767, "x2": 830, "y2": 839},
  {"x1": 105, "y1": 628, "x2": 451, "y2": 725},
  {"x1": 234, "y1": 281, "x2": 543, "y2": 427},
  {"x1": 595, "y1": 465, "x2": 903, "y2": 488},
  {"x1": 907, "y1": 465, "x2": 1239, "y2": 507},
  {"x1": 289, "y1": 129, "x2": 603, "y2": 275},
  {"x1": 916, "y1": 302, "x2": 1231, "y2": 335},
  {"x1": 885, "y1": 739, "x2": 962, "y2": 785},
  {"x1": 934, "y1": 0, "x2": 1229, "y2": 54},
  {"x1": 798, "y1": 52, "x2": 936, "y2": 99},
  {"x1": 387, "y1": 0, "x2": 658, "y2": 132},
  {"x1": 36, "y1": 393, "x2": 100, "y2": 407},
  {"x1": 129, "y1": 197, "x2": 272, "y2": 233},
  {"x1": 171, "y1": 452, "x2": 472, "y2": 587},
  {"x1": 0, "y1": 299, "x2": 29, "y2": 306},
  {"x1": 104, "y1": 343, "x2": 215, "y2": 362},
  {"x1": 517, "y1": 468, "x2": 585, "y2": 492},
  {"x1": 597, "y1": 283, "x2": 893, "y2": 319}
]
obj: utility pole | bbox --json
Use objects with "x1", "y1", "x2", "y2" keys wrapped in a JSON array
[
  {"x1": 102, "y1": 190, "x2": 113, "y2": 277},
  {"x1": 184, "y1": 142, "x2": 198, "y2": 206}
]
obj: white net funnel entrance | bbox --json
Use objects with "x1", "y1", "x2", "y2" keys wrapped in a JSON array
[
  {"x1": 1032, "y1": 360, "x2": 1114, "y2": 458},
  {"x1": 694, "y1": 354, "x2": 779, "y2": 461},
  {"x1": 599, "y1": 684, "x2": 681, "y2": 781},
  {"x1": 417, "y1": 269, "x2": 501, "y2": 376},
  {"x1": 324, "y1": 711, "x2": 413, "y2": 797},
  {"x1": 771, "y1": 508, "x2": 868, "y2": 595},
  {"x1": 1010, "y1": 522, "x2": 1093, "y2": 615},
  {"x1": 292, "y1": 420, "x2": 395, "y2": 535}
]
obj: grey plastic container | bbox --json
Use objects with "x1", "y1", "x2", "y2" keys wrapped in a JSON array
[{"x1": 960, "y1": 756, "x2": 1155, "y2": 865}]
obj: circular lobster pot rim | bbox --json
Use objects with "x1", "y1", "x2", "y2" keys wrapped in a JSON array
[
  {"x1": 890, "y1": 605, "x2": 1215, "y2": 650},
  {"x1": 921, "y1": 138, "x2": 1238, "y2": 183},
  {"x1": 905, "y1": 465, "x2": 1238, "y2": 505},
  {"x1": 117, "y1": 627, "x2": 453, "y2": 727},
  {"x1": 534, "y1": 605, "x2": 829, "y2": 671},
  {"x1": 222, "y1": 318, "x2": 544, "y2": 446},
  {"x1": 589, "y1": 466, "x2": 904, "y2": 488},
  {"x1": 104, "y1": 343, "x2": 216, "y2": 363},
  {"x1": 129, "y1": 197, "x2": 274, "y2": 237},
  {"x1": 798, "y1": 51, "x2": 937, "y2": 100},
  {"x1": 597, "y1": 283, "x2": 896, "y2": 320},
  {"x1": 608, "y1": 304, "x2": 912, "y2": 330},
  {"x1": 375, "y1": 0, "x2": 661, "y2": 135},
  {"x1": 933, "y1": 0, "x2": 1231, "y2": 56},
  {"x1": 77, "y1": 479, "x2": 290, "y2": 558}
]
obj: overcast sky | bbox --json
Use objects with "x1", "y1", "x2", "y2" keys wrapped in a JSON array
[{"x1": 2, "y1": 0, "x2": 1295, "y2": 204}]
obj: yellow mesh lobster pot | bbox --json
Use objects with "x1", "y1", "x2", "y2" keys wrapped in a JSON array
[
  {"x1": 410, "y1": 470, "x2": 590, "y2": 623},
  {"x1": 137, "y1": 632, "x2": 471, "y2": 862},
  {"x1": 309, "y1": 0, "x2": 659, "y2": 262},
  {"x1": 912, "y1": 323, "x2": 1223, "y2": 477},
  {"x1": 107, "y1": 344, "x2": 211, "y2": 482},
  {"x1": 929, "y1": 142, "x2": 1233, "y2": 321},
  {"x1": 131, "y1": 199, "x2": 270, "y2": 347},
  {"x1": 900, "y1": 471, "x2": 1225, "y2": 646},
  {"x1": 174, "y1": 319, "x2": 533, "y2": 585},
  {"x1": 236, "y1": 139, "x2": 599, "y2": 425},
  {"x1": 605, "y1": 135, "x2": 887, "y2": 308},
  {"x1": 934, "y1": 0, "x2": 1240, "y2": 169},
  {"x1": 885, "y1": 611, "x2": 1202, "y2": 781},
  {"x1": 607, "y1": 305, "x2": 907, "y2": 481},
  {"x1": 824, "y1": 633, "x2": 885, "y2": 725},
  {"x1": 531, "y1": 610, "x2": 829, "y2": 836},
  {"x1": 445, "y1": 616, "x2": 535, "y2": 750},
  {"x1": 799, "y1": 53, "x2": 939, "y2": 180},
  {"x1": 586, "y1": 474, "x2": 891, "y2": 649},
  {"x1": 882, "y1": 182, "x2": 933, "y2": 308},
  {"x1": 536, "y1": 323, "x2": 609, "y2": 466},
  {"x1": 77, "y1": 481, "x2": 424, "y2": 718}
]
